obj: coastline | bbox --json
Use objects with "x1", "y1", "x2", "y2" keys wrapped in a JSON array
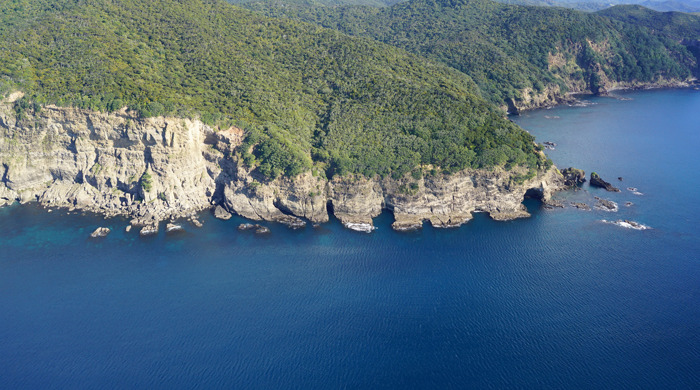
[
  {"x1": 507, "y1": 78, "x2": 698, "y2": 114},
  {"x1": 0, "y1": 93, "x2": 566, "y2": 233}
]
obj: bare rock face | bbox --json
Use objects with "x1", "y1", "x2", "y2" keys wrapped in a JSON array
[
  {"x1": 0, "y1": 96, "x2": 218, "y2": 223},
  {"x1": 219, "y1": 165, "x2": 565, "y2": 231},
  {"x1": 384, "y1": 167, "x2": 564, "y2": 229},
  {"x1": 222, "y1": 170, "x2": 326, "y2": 224},
  {"x1": 327, "y1": 176, "x2": 384, "y2": 226},
  {"x1": 0, "y1": 94, "x2": 568, "y2": 232}
]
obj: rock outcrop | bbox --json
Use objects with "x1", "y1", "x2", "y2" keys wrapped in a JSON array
[
  {"x1": 560, "y1": 167, "x2": 586, "y2": 187},
  {"x1": 214, "y1": 205, "x2": 232, "y2": 220},
  {"x1": 594, "y1": 197, "x2": 618, "y2": 212},
  {"x1": 590, "y1": 172, "x2": 620, "y2": 192},
  {"x1": 0, "y1": 93, "x2": 567, "y2": 232},
  {"x1": 90, "y1": 227, "x2": 110, "y2": 238}
]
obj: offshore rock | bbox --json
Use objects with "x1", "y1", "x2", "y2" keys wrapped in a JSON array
[
  {"x1": 90, "y1": 227, "x2": 110, "y2": 238},
  {"x1": 344, "y1": 222, "x2": 376, "y2": 233},
  {"x1": 590, "y1": 172, "x2": 620, "y2": 192},
  {"x1": 594, "y1": 197, "x2": 618, "y2": 212},
  {"x1": 255, "y1": 226, "x2": 270, "y2": 234},
  {"x1": 166, "y1": 223, "x2": 183, "y2": 233},
  {"x1": 571, "y1": 202, "x2": 591, "y2": 211},
  {"x1": 140, "y1": 223, "x2": 158, "y2": 236},
  {"x1": 543, "y1": 199, "x2": 564, "y2": 209},
  {"x1": 602, "y1": 219, "x2": 651, "y2": 230}
]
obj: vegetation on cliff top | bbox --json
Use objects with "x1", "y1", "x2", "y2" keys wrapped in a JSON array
[
  {"x1": 0, "y1": 0, "x2": 550, "y2": 181},
  {"x1": 244, "y1": 0, "x2": 698, "y2": 105}
]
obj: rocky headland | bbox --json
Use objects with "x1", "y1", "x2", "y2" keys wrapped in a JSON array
[{"x1": 0, "y1": 93, "x2": 567, "y2": 232}]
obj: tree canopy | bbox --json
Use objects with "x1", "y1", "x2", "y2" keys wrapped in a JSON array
[{"x1": 0, "y1": 0, "x2": 548, "y2": 181}]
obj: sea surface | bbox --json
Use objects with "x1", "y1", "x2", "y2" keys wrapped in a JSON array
[{"x1": 1, "y1": 89, "x2": 699, "y2": 389}]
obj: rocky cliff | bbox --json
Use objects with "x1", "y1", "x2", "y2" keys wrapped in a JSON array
[
  {"x1": 503, "y1": 46, "x2": 698, "y2": 113},
  {"x1": 0, "y1": 93, "x2": 566, "y2": 231}
]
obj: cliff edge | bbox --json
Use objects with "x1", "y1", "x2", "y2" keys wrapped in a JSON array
[{"x1": 0, "y1": 94, "x2": 566, "y2": 231}]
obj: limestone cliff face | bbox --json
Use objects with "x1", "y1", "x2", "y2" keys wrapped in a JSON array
[
  {"x1": 0, "y1": 93, "x2": 566, "y2": 230},
  {"x1": 0, "y1": 93, "x2": 219, "y2": 222},
  {"x1": 222, "y1": 165, "x2": 564, "y2": 230}
]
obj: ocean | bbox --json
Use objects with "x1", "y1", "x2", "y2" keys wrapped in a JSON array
[{"x1": 1, "y1": 88, "x2": 699, "y2": 389}]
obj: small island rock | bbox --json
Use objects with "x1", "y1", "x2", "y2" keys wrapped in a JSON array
[
  {"x1": 238, "y1": 223, "x2": 256, "y2": 231},
  {"x1": 594, "y1": 197, "x2": 618, "y2": 212},
  {"x1": 90, "y1": 227, "x2": 110, "y2": 238},
  {"x1": 570, "y1": 202, "x2": 591, "y2": 211},
  {"x1": 140, "y1": 223, "x2": 159, "y2": 236},
  {"x1": 255, "y1": 226, "x2": 270, "y2": 234},
  {"x1": 590, "y1": 172, "x2": 620, "y2": 192},
  {"x1": 166, "y1": 223, "x2": 183, "y2": 233}
]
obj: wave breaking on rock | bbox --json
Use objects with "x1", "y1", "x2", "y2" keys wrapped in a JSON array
[{"x1": 601, "y1": 219, "x2": 651, "y2": 230}]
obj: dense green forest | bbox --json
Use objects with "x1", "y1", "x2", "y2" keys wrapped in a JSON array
[
  {"x1": 597, "y1": 6, "x2": 700, "y2": 74},
  {"x1": 244, "y1": 0, "x2": 698, "y2": 106},
  {"x1": 597, "y1": 5, "x2": 700, "y2": 39},
  {"x1": 0, "y1": 0, "x2": 548, "y2": 181},
  {"x1": 228, "y1": 0, "x2": 403, "y2": 7}
]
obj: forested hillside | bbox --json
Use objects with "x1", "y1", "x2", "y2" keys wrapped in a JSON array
[
  {"x1": 0, "y1": 0, "x2": 548, "y2": 181},
  {"x1": 244, "y1": 0, "x2": 698, "y2": 107},
  {"x1": 597, "y1": 5, "x2": 700, "y2": 39}
]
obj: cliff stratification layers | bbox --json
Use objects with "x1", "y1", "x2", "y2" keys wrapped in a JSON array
[{"x1": 0, "y1": 94, "x2": 565, "y2": 231}]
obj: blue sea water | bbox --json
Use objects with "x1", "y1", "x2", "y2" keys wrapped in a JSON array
[{"x1": 1, "y1": 89, "x2": 699, "y2": 389}]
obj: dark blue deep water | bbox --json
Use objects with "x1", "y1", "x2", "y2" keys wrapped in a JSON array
[{"x1": 1, "y1": 89, "x2": 699, "y2": 389}]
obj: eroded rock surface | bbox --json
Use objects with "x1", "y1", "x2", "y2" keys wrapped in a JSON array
[
  {"x1": 590, "y1": 172, "x2": 620, "y2": 192},
  {"x1": 0, "y1": 95, "x2": 567, "y2": 232}
]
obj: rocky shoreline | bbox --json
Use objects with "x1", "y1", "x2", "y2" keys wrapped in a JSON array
[
  {"x1": 506, "y1": 78, "x2": 698, "y2": 114},
  {"x1": 0, "y1": 93, "x2": 567, "y2": 232}
]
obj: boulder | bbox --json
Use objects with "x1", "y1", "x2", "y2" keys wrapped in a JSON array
[
  {"x1": 166, "y1": 223, "x2": 183, "y2": 232},
  {"x1": 190, "y1": 217, "x2": 203, "y2": 228},
  {"x1": 594, "y1": 197, "x2": 618, "y2": 212},
  {"x1": 255, "y1": 226, "x2": 270, "y2": 234},
  {"x1": 570, "y1": 202, "x2": 591, "y2": 211},
  {"x1": 140, "y1": 223, "x2": 158, "y2": 236},
  {"x1": 214, "y1": 205, "x2": 232, "y2": 220}
]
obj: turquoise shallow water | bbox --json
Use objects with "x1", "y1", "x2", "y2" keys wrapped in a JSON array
[{"x1": 1, "y1": 89, "x2": 699, "y2": 389}]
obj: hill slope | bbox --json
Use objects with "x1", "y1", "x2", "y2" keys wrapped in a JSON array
[
  {"x1": 0, "y1": 0, "x2": 547, "y2": 181},
  {"x1": 597, "y1": 5, "x2": 700, "y2": 39},
  {"x1": 245, "y1": 0, "x2": 698, "y2": 109}
]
